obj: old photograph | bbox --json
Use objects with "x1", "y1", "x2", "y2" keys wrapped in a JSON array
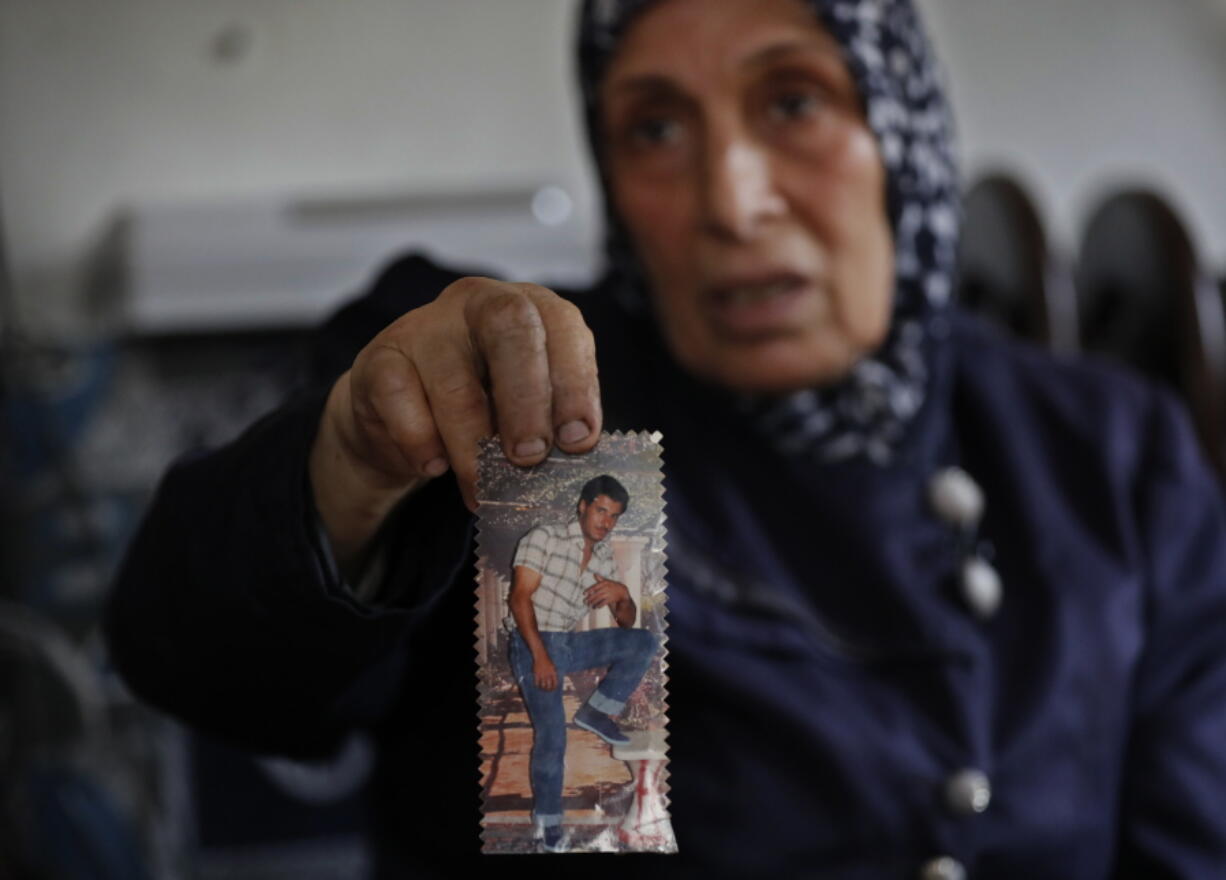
[{"x1": 475, "y1": 432, "x2": 673, "y2": 855}]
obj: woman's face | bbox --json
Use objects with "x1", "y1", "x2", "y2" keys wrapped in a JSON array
[{"x1": 601, "y1": 0, "x2": 893, "y2": 393}]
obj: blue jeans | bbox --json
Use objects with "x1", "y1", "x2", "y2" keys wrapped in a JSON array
[{"x1": 508, "y1": 627, "x2": 658, "y2": 827}]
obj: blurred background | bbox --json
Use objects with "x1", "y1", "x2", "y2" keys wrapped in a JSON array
[{"x1": 1, "y1": 0, "x2": 1224, "y2": 877}]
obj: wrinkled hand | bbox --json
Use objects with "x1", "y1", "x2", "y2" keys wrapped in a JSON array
[
  {"x1": 585, "y1": 574, "x2": 631, "y2": 609},
  {"x1": 310, "y1": 277, "x2": 602, "y2": 562},
  {"x1": 533, "y1": 653, "x2": 559, "y2": 691}
]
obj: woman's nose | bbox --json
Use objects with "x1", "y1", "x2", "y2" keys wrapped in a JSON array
[{"x1": 701, "y1": 133, "x2": 787, "y2": 242}]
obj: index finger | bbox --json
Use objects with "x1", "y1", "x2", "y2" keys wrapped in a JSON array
[
  {"x1": 413, "y1": 325, "x2": 493, "y2": 511},
  {"x1": 517, "y1": 285, "x2": 602, "y2": 454},
  {"x1": 465, "y1": 283, "x2": 555, "y2": 465}
]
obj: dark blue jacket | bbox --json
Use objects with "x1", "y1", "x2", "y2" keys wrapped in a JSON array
[{"x1": 107, "y1": 254, "x2": 1226, "y2": 878}]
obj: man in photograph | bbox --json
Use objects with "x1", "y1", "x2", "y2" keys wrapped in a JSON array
[{"x1": 507, "y1": 474, "x2": 658, "y2": 852}]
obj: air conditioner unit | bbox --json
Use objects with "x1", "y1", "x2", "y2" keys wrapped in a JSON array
[{"x1": 113, "y1": 185, "x2": 599, "y2": 334}]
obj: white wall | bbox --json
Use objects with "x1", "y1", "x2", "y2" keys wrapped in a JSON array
[
  {"x1": 917, "y1": 0, "x2": 1226, "y2": 267},
  {"x1": 0, "y1": 0, "x2": 595, "y2": 333},
  {"x1": 2, "y1": 0, "x2": 1225, "y2": 335}
]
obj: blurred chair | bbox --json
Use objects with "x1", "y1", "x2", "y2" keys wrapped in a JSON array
[
  {"x1": 957, "y1": 173, "x2": 1078, "y2": 352},
  {"x1": 0, "y1": 600, "x2": 152, "y2": 880},
  {"x1": 1076, "y1": 189, "x2": 1226, "y2": 479}
]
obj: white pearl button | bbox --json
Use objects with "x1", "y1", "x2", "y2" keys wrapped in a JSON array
[
  {"x1": 919, "y1": 855, "x2": 967, "y2": 880},
  {"x1": 945, "y1": 767, "x2": 992, "y2": 815},
  {"x1": 928, "y1": 467, "x2": 984, "y2": 529},
  {"x1": 961, "y1": 556, "x2": 1002, "y2": 619}
]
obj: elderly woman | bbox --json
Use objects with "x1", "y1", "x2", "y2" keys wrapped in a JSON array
[{"x1": 107, "y1": 0, "x2": 1226, "y2": 877}]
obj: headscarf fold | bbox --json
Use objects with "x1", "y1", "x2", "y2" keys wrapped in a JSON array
[{"x1": 576, "y1": 0, "x2": 960, "y2": 465}]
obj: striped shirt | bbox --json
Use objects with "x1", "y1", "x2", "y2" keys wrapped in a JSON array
[{"x1": 509, "y1": 520, "x2": 620, "y2": 632}]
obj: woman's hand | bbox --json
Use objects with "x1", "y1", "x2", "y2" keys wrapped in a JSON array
[{"x1": 309, "y1": 277, "x2": 602, "y2": 565}]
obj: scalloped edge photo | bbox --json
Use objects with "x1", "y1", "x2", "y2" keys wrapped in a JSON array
[{"x1": 474, "y1": 431, "x2": 675, "y2": 854}]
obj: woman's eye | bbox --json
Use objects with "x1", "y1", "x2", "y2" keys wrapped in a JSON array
[
  {"x1": 769, "y1": 90, "x2": 821, "y2": 122},
  {"x1": 630, "y1": 116, "x2": 681, "y2": 147}
]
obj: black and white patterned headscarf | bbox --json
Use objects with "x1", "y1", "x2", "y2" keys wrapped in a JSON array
[{"x1": 577, "y1": 0, "x2": 960, "y2": 465}]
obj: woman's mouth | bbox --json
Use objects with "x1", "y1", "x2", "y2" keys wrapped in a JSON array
[{"x1": 705, "y1": 274, "x2": 814, "y2": 339}]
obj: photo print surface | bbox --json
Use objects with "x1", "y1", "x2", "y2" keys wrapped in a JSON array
[{"x1": 475, "y1": 432, "x2": 674, "y2": 854}]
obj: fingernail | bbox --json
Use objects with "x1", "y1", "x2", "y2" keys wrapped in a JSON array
[
  {"x1": 423, "y1": 457, "x2": 449, "y2": 477},
  {"x1": 514, "y1": 438, "x2": 547, "y2": 458},
  {"x1": 557, "y1": 420, "x2": 590, "y2": 445}
]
